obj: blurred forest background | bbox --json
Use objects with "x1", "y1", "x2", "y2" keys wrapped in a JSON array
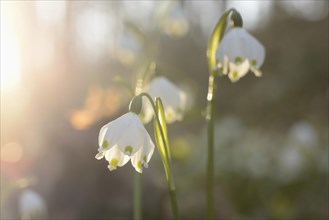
[{"x1": 1, "y1": 1, "x2": 328, "y2": 219}]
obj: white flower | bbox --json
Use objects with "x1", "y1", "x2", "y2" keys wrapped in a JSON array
[
  {"x1": 96, "y1": 112, "x2": 155, "y2": 173},
  {"x1": 142, "y1": 77, "x2": 186, "y2": 124},
  {"x1": 217, "y1": 27, "x2": 265, "y2": 82},
  {"x1": 19, "y1": 189, "x2": 47, "y2": 219}
]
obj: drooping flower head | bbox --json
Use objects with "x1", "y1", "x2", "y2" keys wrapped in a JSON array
[
  {"x1": 96, "y1": 112, "x2": 154, "y2": 173},
  {"x1": 216, "y1": 27, "x2": 265, "y2": 82},
  {"x1": 142, "y1": 77, "x2": 186, "y2": 124}
]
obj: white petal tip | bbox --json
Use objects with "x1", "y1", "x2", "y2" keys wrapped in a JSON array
[
  {"x1": 143, "y1": 163, "x2": 148, "y2": 169},
  {"x1": 95, "y1": 152, "x2": 104, "y2": 160},
  {"x1": 135, "y1": 168, "x2": 143, "y2": 173},
  {"x1": 108, "y1": 165, "x2": 117, "y2": 171},
  {"x1": 228, "y1": 75, "x2": 240, "y2": 83},
  {"x1": 253, "y1": 69, "x2": 262, "y2": 77}
]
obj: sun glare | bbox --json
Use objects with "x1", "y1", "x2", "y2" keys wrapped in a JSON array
[{"x1": 1, "y1": 2, "x2": 21, "y2": 92}]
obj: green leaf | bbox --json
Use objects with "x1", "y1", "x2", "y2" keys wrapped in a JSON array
[
  {"x1": 156, "y1": 98, "x2": 169, "y2": 153},
  {"x1": 207, "y1": 9, "x2": 234, "y2": 74},
  {"x1": 154, "y1": 97, "x2": 171, "y2": 180}
]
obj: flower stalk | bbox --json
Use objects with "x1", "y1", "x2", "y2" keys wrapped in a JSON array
[
  {"x1": 137, "y1": 92, "x2": 180, "y2": 220},
  {"x1": 133, "y1": 172, "x2": 142, "y2": 220},
  {"x1": 205, "y1": 8, "x2": 241, "y2": 220},
  {"x1": 206, "y1": 75, "x2": 217, "y2": 220}
]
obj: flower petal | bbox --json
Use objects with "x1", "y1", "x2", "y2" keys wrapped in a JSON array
[
  {"x1": 95, "y1": 151, "x2": 105, "y2": 160},
  {"x1": 102, "y1": 113, "x2": 139, "y2": 149},
  {"x1": 216, "y1": 27, "x2": 265, "y2": 80},
  {"x1": 251, "y1": 66, "x2": 262, "y2": 77},
  {"x1": 228, "y1": 59, "x2": 250, "y2": 82},
  {"x1": 131, "y1": 133, "x2": 155, "y2": 173},
  {"x1": 143, "y1": 133, "x2": 155, "y2": 164},
  {"x1": 97, "y1": 112, "x2": 154, "y2": 172},
  {"x1": 244, "y1": 32, "x2": 265, "y2": 68},
  {"x1": 98, "y1": 125, "x2": 109, "y2": 147},
  {"x1": 222, "y1": 55, "x2": 229, "y2": 75},
  {"x1": 217, "y1": 28, "x2": 249, "y2": 65},
  {"x1": 116, "y1": 113, "x2": 145, "y2": 154},
  {"x1": 141, "y1": 96, "x2": 154, "y2": 124},
  {"x1": 143, "y1": 77, "x2": 186, "y2": 124},
  {"x1": 105, "y1": 146, "x2": 130, "y2": 171},
  {"x1": 131, "y1": 148, "x2": 144, "y2": 173}
]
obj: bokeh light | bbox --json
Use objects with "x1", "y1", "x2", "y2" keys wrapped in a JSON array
[
  {"x1": 1, "y1": 2, "x2": 21, "y2": 92},
  {"x1": 1, "y1": 1, "x2": 328, "y2": 220},
  {"x1": 1, "y1": 142, "x2": 23, "y2": 164}
]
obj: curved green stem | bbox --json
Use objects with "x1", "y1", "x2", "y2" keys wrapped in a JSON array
[
  {"x1": 139, "y1": 92, "x2": 180, "y2": 220},
  {"x1": 139, "y1": 93, "x2": 172, "y2": 170}
]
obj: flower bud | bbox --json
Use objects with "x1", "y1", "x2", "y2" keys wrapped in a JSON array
[{"x1": 231, "y1": 10, "x2": 243, "y2": 27}]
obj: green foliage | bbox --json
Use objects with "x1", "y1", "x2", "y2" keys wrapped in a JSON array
[
  {"x1": 207, "y1": 9, "x2": 232, "y2": 74},
  {"x1": 207, "y1": 9, "x2": 243, "y2": 75},
  {"x1": 154, "y1": 97, "x2": 171, "y2": 182}
]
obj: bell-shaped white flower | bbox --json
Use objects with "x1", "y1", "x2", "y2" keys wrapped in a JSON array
[
  {"x1": 142, "y1": 77, "x2": 186, "y2": 124},
  {"x1": 19, "y1": 189, "x2": 47, "y2": 219},
  {"x1": 217, "y1": 27, "x2": 265, "y2": 82},
  {"x1": 96, "y1": 112, "x2": 155, "y2": 173}
]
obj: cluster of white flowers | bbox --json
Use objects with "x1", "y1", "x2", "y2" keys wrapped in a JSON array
[
  {"x1": 96, "y1": 15, "x2": 266, "y2": 173},
  {"x1": 217, "y1": 27, "x2": 265, "y2": 82}
]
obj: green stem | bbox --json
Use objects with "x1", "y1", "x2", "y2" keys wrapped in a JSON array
[
  {"x1": 167, "y1": 175, "x2": 179, "y2": 220},
  {"x1": 206, "y1": 8, "x2": 239, "y2": 219},
  {"x1": 169, "y1": 188, "x2": 180, "y2": 220},
  {"x1": 140, "y1": 92, "x2": 180, "y2": 220},
  {"x1": 133, "y1": 172, "x2": 142, "y2": 220},
  {"x1": 206, "y1": 75, "x2": 217, "y2": 220}
]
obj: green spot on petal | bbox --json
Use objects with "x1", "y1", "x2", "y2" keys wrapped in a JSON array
[
  {"x1": 232, "y1": 71, "x2": 238, "y2": 79},
  {"x1": 137, "y1": 161, "x2": 142, "y2": 169},
  {"x1": 143, "y1": 156, "x2": 147, "y2": 162},
  {"x1": 235, "y1": 56, "x2": 242, "y2": 63},
  {"x1": 102, "y1": 140, "x2": 109, "y2": 149},
  {"x1": 108, "y1": 158, "x2": 119, "y2": 171},
  {"x1": 124, "y1": 146, "x2": 133, "y2": 155},
  {"x1": 251, "y1": 59, "x2": 257, "y2": 66},
  {"x1": 110, "y1": 158, "x2": 118, "y2": 167}
]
